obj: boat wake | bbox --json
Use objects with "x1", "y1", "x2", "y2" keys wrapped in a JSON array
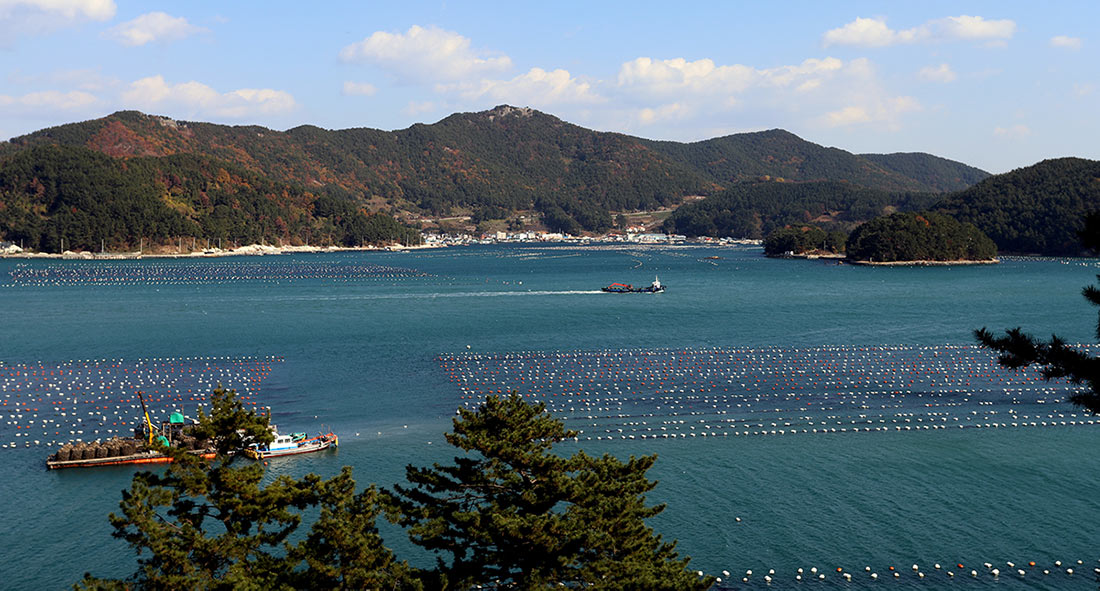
[
  {"x1": 416, "y1": 290, "x2": 605, "y2": 298},
  {"x1": 259, "y1": 290, "x2": 606, "y2": 302}
]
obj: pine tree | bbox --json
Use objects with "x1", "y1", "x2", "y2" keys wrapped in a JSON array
[
  {"x1": 390, "y1": 393, "x2": 713, "y2": 590},
  {"x1": 975, "y1": 215, "x2": 1100, "y2": 414},
  {"x1": 79, "y1": 389, "x2": 711, "y2": 589},
  {"x1": 77, "y1": 387, "x2": 415, "y2": 590}
]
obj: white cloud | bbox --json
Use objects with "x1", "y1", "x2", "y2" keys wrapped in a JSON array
[
  {"x1": 604, "y1": 54, "x2": 920, "y2": 133},
  {"x1": 442, "y1": 67, "x2": 602, "y2": 106},
  {"x1": 993, "y1": 124, "x2": 1031, "y2": 138},
  {"x1": 0, "y1": 89, "x2": 98, "y2": 110},
  {"x1": 403, "y1": 101, "x2": 436, "y2": 115},
  {"x1": 618, "y1": 57, "x2": 755, "y2": 95},
  {"x1": 823, "y1": 17, "x2": 912, "y2": 47},
  {"x1": 823, "y1": 15, "x2": 1015, "y2": 47},
  {"x1": 825, "y1": 106, "x2": 872, "y2": 126},
  {"x1": 615, "y1": 56, "x2": 842, "y2": 98},
  {"x1": 0, "y1": 0, "x2": 115, "y2": 44},
  {"x1": 0, "y1": 0, "x2": 114, "y2": 20},
  {"x1": 638, "y1": 103, "x2": 691, "y2": 125},
  {"x1": 918, "y1": 63, "x2": 957, "y2": 83},
  {"x1": 342, "y1": 81, "x2": 377, "y2": 96},
  {"x1": 340, "y1": 25, "x2": 512, "y2": 83},
  {"x1": 121, "y1": 75, "x2": 296, "y2": 118},
  {"x1": 933, "y1": 15, "x2": 1015, "y2": 41},
  {"x1": 8, "y1": 68, "x2": 117, "y2": 91},
  {"x1": 1050, "y1": 35, "x2": 1082, "y2": 50},
  {"x1": 823, "y1": 96, "x2": 920, "y2": 128},
  {"x1": 103, "y1": 11, "x2": 206, "y2": 46}
]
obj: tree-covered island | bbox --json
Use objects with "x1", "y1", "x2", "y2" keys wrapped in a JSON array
[
  {"x1": 763, "y1": 211, "x2": 997, "y2": 264},
  {"x1": 845, "y1": 211, "x2": 998, "y2": 264}
]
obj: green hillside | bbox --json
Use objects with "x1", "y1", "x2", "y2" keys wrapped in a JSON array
[
  {"x1": 648, "y1": 130, "x2": 985, "y2": 192},
  {"x1": 860, "y1": 152, "x2": 990, "y2": 192},
  {"x1": 662, "y1": 180, "x2": 938, "y2": 239},
  {"x1": 846, "y1": 211, "x2": 997, "y2": 262},
  {"x1": 0, "y1": 144, "x2": 418, "y2": 252},
  {"x1": 4, "y1": 107, "x2": 987, "y2": 235},
  {"x1": 933, "y1": 158, "x2": 1100, "y2": 255}
]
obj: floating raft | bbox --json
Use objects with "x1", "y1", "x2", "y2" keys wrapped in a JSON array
[
  {"x1": 440, "y1": 344, "x2": 1099, "y2": 441},
  {"x1": 1, "y1": 356, "x2": 282, "y2": 452},
  {"x1": 5, "y1": 261, "x2": 429, "y2": 287},
  {"x1": 46, "y1": 444, "x2": 215, "y2": 470}
]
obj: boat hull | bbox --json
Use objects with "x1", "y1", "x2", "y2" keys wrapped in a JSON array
[
  {"x1": 601, "y1": 286, "x2": 666, "y2": 293},
  {"x1": 46, "y1": 449, "x2": 216, "y2": 470}
]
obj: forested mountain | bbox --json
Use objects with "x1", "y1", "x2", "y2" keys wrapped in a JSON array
[
  {"x1": 845, "y1": 211, "x2": 997, "y2": 262},
  {"x1": 0, "y1": 145, "x2": 418, "y2": 252},
  {"x1": 2, "y1": 106, "x2": 986, "y2": 240},
  {"x1": 933, "y1": 158, "x2": 1100, "y2": 255},
  {"x1": 647, "y1": 130, "x2": 986, "y2": 192},
  {"x1": 860, "y1": 152, "x2": 990, "y2": 192},
  {"x1": 662, "y1": 180, "x2": 939, "y2": 239},
  {"x1": 671, "y1": 157, "x2": 1100, "y2": 256}
]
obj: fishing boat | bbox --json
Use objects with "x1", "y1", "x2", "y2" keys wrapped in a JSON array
[
  {"x1": 601, "y1": 276, "x2": 665, "y2": 293},
  {"x1": 246, "y1": 426, "x2": 338, "y2": 460}
]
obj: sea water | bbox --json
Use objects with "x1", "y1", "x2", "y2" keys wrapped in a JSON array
[{"x1": 1, "y1": 245, "x2": 1098, "y2": 589}]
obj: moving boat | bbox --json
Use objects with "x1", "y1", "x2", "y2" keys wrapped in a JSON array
[
  {"x1": 602, "y1": 276, "x2": 665, "y2": 293},
  {"x1": 246, "y1": 425, "x2": 338, "y2": 460}
]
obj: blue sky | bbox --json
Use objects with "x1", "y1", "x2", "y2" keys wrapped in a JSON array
[{"x1": 0, "y1": 1, "x2": 1095, "y2": 173}]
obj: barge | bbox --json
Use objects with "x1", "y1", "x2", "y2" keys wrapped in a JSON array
[
  {"x1": 602, "y1": 276, "x2": 665, "y2": 293},
  {"x1": 46, "y1": 411, "x2": 211, "y2": 469}
]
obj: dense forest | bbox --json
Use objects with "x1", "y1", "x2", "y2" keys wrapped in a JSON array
[
  {"x1": 859, "y1": 152, "x2": 990, "y2": 192},
  {"x1": 670, "y1": 157, "x2": 1100, "y2": 257},
  {"x1": 646, "y1": 130, "x2": 987, "y2": 193},
  {"x1": 3, "y1": 107, "x2": 987, "y2": 236},
  {"x1": 845, "y1": 211, "x2": 997, "y2": 262},
  {"x1": 763, "y1": 224, "x2": 847, "y2": 256},
  {"x1": 932, "y1": 157, "x2": 1100, "y2": 255},
  {"x1": 0, "y1": 145, "x2": 418, "y2": 252},
  {"x1": 662, "y1": 180, "x2": 939, "y2": 239}
]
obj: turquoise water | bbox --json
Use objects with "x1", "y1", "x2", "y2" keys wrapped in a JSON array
[{"x1": 2, "y1": 245, "x2": 1099, "y2": 589}]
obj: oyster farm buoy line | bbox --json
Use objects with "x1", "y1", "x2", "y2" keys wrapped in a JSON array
[
  {"x1": 440, "y1": 344, "x2": 1098, "y2": 440},
  {"x1": 0, "y1": 356, "x2": 282, "y2": 452}
]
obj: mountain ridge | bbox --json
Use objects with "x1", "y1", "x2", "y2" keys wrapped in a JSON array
[
  {"x1": 4, "y1": 106, "x2": 987, "y2": 202},
  {"x1": 0, "y1": 106, "x2": 993, "y2": 247}
]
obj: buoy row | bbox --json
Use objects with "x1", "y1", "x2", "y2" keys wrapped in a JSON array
[
  {"x1": 0, "y1": 356, "x2": 282, "y2": 449},
  {"x1": 5, "y1": 261, "x2": 429, "y2": 287},
  {"x1": 441, "y1": 345, "x2": 1098, "y2": 442},
  {"x1": 711, "y1": 558, "x2": 1099, "y2": 587}
]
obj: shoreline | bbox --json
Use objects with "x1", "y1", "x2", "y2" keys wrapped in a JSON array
[
  {"x1": 768, "y1": 252, "x2": 1000, "y2": 266},
  {"x1": 0, "y1": 243, "x2": 441, "y2": 260},
  {"x1": 847, "y1": 258, "x2": 1000, "y2": 266}
]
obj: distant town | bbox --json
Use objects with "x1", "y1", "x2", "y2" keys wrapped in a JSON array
[{"x1": 0, "y1": 231, "x2": 761, "y2": 259}]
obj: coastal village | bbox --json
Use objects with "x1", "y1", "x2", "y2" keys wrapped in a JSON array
[{"x1": 0, "y1": 230, "x2": 758, "y2": 259}]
